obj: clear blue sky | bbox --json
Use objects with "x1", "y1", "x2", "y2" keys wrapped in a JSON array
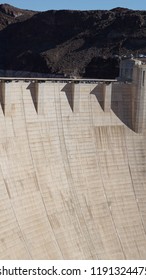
[{"x1": 1, "y1": 0, "x2": 146, "y2": 11}]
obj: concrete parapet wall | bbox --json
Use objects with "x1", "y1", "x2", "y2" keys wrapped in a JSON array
[{"x1": 0, "y1": 80, "x2": 145, "y2": 259}]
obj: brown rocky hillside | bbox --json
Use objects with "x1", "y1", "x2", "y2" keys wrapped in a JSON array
[{"x1": 0, "y1": 4, "x2": 146, "y2": 78}]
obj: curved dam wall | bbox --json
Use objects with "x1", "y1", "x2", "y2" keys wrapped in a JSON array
[{"x1": 0, "y1": 80, "x2": 146, "y2": 259}]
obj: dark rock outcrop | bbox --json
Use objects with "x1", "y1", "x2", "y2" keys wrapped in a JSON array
[{"x1": 0, "y1": 4, "x2": 146, "y2": 77}]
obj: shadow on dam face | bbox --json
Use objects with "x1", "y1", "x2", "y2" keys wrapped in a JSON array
[
  {"x1": 61, "y1": 83, "x2": 74, "y2": 111},
  {"x1": 0, "y1": 80, "x2": 145, "y2": 259},
  {"x1": 90, "y1": 85, "x2": 104, "y2": 111},
  {"x1": 111, "y1": 86, "x2": 133, "y2": 131},
  {"x1": 90, "y1": 84, "x2": 134, "y2": 131},
  {"x1": 27, "y1": 82, "x2": 38, "y2": 113}
]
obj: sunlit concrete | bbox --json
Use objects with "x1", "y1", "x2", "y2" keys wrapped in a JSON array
[{"x1": 0, "y1": 78, "x2": 145, "y2": 259}]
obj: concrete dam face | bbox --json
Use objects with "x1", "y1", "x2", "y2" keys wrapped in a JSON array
[{"x1": 0, "y1": 79, "x2": 146, "y2": 259}]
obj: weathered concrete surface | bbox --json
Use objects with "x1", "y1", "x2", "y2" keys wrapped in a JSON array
[{"x1": 0, "y1": 80, "x2": 146, "y2": 259}]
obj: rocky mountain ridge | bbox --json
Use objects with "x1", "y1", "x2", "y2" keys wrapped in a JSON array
[
  {"x1": 0, "y1": 4, "x2": 37, "y2": 30},
  {"x1": 0, "y1": 4, "x2": 146, "y2": 78}
]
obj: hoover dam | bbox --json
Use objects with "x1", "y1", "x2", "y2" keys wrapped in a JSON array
[{"x1": 0, "y1": 58, "x2": 146, "y2": 260}]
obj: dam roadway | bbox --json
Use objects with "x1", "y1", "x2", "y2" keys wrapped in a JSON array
[{"x1": 0, "y1": 78, "x2": 145, "y2": 259}]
